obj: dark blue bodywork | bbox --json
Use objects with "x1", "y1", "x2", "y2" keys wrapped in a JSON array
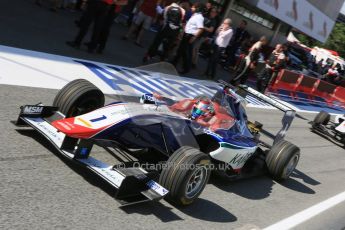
[{"x1": 93, "y1": 89, "x2": 257, "y2": 157}]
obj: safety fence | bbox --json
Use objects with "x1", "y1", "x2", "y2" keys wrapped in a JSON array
[{"x1": 268, "y1": 69, "x2": 345, "y2": 111}]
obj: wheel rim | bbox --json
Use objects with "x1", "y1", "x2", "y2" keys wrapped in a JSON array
[
  {"x1": 185, "y1": 166, "x2": 207, "y2": 199},
  {"x1": 283, "y1": 154, "x2": 299, "y2": 178}
]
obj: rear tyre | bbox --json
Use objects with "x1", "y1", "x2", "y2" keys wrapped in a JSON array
[
  {"x1": 53, "y1": 79, "x2": 104, "y2": 117},
  {"x1": 159, "y1": 146, "x2": 211, "y2": 206},
  {"x1": 266, "y1": 140, "x2": 300, "y2": 181},
  {"x1": 313, "y1": 111, "x2": 330, "y2": 126}
]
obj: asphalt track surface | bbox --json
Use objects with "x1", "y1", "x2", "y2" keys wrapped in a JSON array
[{"x1": 1, "y1": 84, "x2": 345, "y2": 230}]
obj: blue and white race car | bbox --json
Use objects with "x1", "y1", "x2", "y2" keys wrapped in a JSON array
[{"x1": 15, "y1": 79, "x2": 300, "y2": 206}]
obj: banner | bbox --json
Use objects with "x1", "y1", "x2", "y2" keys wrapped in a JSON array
[{"x1": 257, "y1": 0, "x2": 338, "y2": 43}]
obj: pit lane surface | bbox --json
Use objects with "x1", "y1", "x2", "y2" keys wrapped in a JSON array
[{"x1": 1, "y1": 84, "x2": 345, "y2": 230}]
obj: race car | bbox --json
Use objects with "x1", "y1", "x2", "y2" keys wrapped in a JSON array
[
  {"x1": 311, "y1": 111, "x2": 345, "y2": 146},
  {"x1": 14, "y1": 79, "x2": 300, "y2": 206}
]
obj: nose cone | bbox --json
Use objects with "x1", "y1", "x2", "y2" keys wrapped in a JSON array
[{"x1": 51, "y1": 117, "x2": 101, "y2": 139}]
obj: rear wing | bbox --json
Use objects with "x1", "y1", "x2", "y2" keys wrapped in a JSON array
[{"x1": 218, "y1": 80, "x2": 296, "y2": 145}]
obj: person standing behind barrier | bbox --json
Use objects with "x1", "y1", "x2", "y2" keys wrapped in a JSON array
[
  {"x1": 256, "y1": 44, "x2": 286, "y2": 93},
  {"x1": 122, "y1": 0, "x2": 161, "y2": 47},
  {"x1": 66, "y1": 0, "x2": 112, "y2": 53},
  {"x1": 231, "y1": 36, "x2": 268, "y2": 85},
  {"x1": 204, "y1": 18, "x2": 233, "y2": 79},
  {"x1": 142, "y1": 1, "x2": 185, "y2": 63},
  {"x1": 192, "y1": 7, "x2": 218, "y2": 69},
  {"x1": 172, "y1": 2, "x2": 205, "y2": 75}
]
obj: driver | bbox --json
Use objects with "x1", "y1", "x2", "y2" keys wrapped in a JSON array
[
  {"x1": 152, "y1": 93, "x2": 216, "y2": 127},
  {"x1": 189, "y1": 97, "x2": 215, "y2": 123}
]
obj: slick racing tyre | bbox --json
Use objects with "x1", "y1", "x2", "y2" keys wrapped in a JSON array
[
  {"x1": 266, "y1": 140, "x2": 300, "y2": 181},
  {"x1": 159, "y1": 146, "x2": 211, "y2": 206},
  {"x1": 53, "y1": 79, "x2": 104, "y2": 117},
  {"x1": 313, "y1": 111, "x2": 330, "y2": 126}
]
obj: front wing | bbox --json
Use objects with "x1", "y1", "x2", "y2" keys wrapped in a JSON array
[{"x1": 14, "y1": 105, "x2": 168, "y2": 206}]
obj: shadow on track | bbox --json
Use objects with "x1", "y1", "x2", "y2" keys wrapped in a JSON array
[
  {"x1": 122, "y1": 198, "x2": 237, "y2": 223},
  {"x1": 16, "y1": 129, "x2": 237, "y2": 223},
  {"x1": 212, "y1": 176, "x2": 274, "y2": 200},
  {"x1": 212, "y1": 169, "x2": 320, "y2": 199}
]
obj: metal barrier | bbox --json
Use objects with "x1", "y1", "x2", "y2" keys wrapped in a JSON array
[{"x1": 268, "y1": 69, "x2": 345, "y2": 108}]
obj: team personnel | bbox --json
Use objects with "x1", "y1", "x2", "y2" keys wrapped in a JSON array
[
  {"x1": 143, "y1": 1, "x2": 185, "y2": 63},
  {"x1": 231, "y1": 36, "x2": 268, "y2": 85},
  {"x1": 205, "y1": 18, "x2": 233, "y2": 79},
  {"x1": 224, "y1": 20, "x2": 250, "y2": 69},
  {"x1": 192, "y1": 7, "x2": 218, "y2": 68},
  {"x1": 96, "y1": 0, "x2": 128, "y2": 53},
  {"x1": 256, "y1": 44, "x2": 286, "y2": 93},
  {"x1": 122, "y1": 0, "x2": 161, "y2": 47},
  {"x1": 66, "y1": 0, "x2": 113, "y2": 53},
  {"x1": 172, "y1": 2, "x2": 206, "y2": 75}
]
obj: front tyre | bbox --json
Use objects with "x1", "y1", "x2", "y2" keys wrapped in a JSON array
[
  {"x1": 159, "y1": 146, "x2": 211, "y2": 206},
  {"x1": 313, "y1": 110, "x2": 330, "y2": 126},
  {"x1": 266, "y1": 140, "x2": 300, "y2": 181},
  {"x1": 53, "y1": 79, "x2": 104, "y2": 117}
]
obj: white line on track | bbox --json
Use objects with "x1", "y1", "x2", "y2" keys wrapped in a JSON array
[{"x1": 263, "y1": 191, "x2": 345, "y2": 230}]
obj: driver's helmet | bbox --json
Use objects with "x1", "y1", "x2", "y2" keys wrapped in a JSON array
[{"x1": 191, "y1": 98, "x2": 214, "y2": 120}]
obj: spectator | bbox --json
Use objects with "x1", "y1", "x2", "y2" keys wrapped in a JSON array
[
  {"x1": 231, "y1": 36, "x2": 268, "y2": 85},
  {"x1": 224, "y1": 20, "x2": 250, "y2": 69},
  {"x1": 172, "y1": 2, "x2": 206, "y2": 75},
  {"x1": 179, "y1": 1, "x2": 192, "y2": 22},
  {"x1": 256, "y1": 44, "x2": 286, "y2": 93},
  {"x1": 95, "y1": 0, "x2": 128, "y2": 53},
  {"x1": 120, "y1": 0, "x2": 140, "y2": 26},
  {"x1": 66, "y1": 0, "x2": 113, "y2": 53},
  {"x1": 122, "y1": 0, "x2": 161, "y2": 47},
  {"x1": 316, "y1": 58, "x2": 324, "y2": 74},
  {"x1": 204, "y1": 1, "x2": 213, "y2": 18},
  {"x1": 322, "y1": 63, "x2": 341, "y2": 85},
  {"x1": 143, "y1": 1, "x2": 185, "y2": 63},
  {"x1": 204, "y1": 18, "x2": 233, "y2": 79},
  {"x1": 192, "y1": 7, "x2": 218, "y2": 68}
]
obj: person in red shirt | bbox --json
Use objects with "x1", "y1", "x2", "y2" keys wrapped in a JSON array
[{"x1": 122, "y1": 0, "x2": 161, "y2": 47}]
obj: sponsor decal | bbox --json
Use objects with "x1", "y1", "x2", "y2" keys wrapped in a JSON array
[
  {"x1": 146, "y1": 180, "x2": 169, "y2": 196},
  {"x1": 25, "y1": 118, "x2": 65, "y2": 147},
  {"x1": 204, "y1": 129, "x2": 223, "y2": 141},
  {"x1": 23, "y1": 106, "x2": 43, "y2": 114},
  {"x1": 77, "y1": 117, "x2": 92, "y2": 128},
  {"x1": 56, "y1": 121, "x2": 72, "y2": 130},
  {"x1": 78, "y1": 157, "x2": 125, "y2": 187},
  {"x1": 229, "y1": 151, "x2": 255, "y2": 168}
]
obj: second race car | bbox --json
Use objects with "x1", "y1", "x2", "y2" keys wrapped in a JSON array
[{"x1": 311, "y1": 110, "x2": 345, "y2": 147}]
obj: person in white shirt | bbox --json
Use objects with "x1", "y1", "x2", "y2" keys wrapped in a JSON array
[
  {"x1": 172, "y1": 2, "x2": 206, "y2": 75},
  {"x1": 205, "y1": 18, "x2": 233, "y2": 79}
]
